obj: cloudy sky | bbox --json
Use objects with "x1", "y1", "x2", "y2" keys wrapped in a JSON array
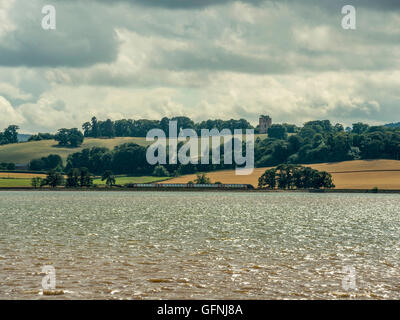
[{"x1": 0, "y1": 0, "x2": 399, "y2": 133}]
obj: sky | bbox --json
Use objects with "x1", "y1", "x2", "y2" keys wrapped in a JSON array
[{"x1": 0, "y1": 0, "x2": 399, "y2": 133}]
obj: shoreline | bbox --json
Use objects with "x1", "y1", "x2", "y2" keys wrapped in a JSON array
[{"x1": 1, "y1": 187, "x2": 400, "y2": 194}]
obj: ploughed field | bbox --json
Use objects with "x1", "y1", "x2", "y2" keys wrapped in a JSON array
[{"x1": 166, "y1": 160, "x2": 400, "y2": 190}]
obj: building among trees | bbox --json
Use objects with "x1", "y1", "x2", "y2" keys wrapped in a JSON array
[{"x1": 259, "y1": 115, "x2": 272, "y2": 134}]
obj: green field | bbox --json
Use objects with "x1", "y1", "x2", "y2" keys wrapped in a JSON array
[
  {"x1": 0, "y1": 134, "x2": 269, "y2": 165},
  {"x1": 0, "y1": 175, "x2": 169, "y2": 188},
  {"x1": 0, "y1": 178, "x2": 32, "y2": 187}
]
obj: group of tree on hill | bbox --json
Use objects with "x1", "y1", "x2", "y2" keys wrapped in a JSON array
[
  {"x1": 258, "y1": 164, "x2": 335, "y2": 190},
  {"x1": 255, "y1": 120, "x2": 400, "y2": 167},
  {"x1": 82, "y1": 116, "x2": 254, "y2": 138},
  {"x1": 29, "y1": 154, "x2": 63, "y2": 171},
  {"x1": 54, "y1": 128, "x2": 84, "y2": 147},
  {"x1": 0, "y1": 125, "x2": 19, "y2": 145},
  {"x1": 24, "y1": 119, "x2": 400, "y2": 182},
  {"x1": 28, "y1": 133, "x2": 55, "y2": 141},
  {"x1": 0, "y1": 162, "x2": 15, "y2": 170}
]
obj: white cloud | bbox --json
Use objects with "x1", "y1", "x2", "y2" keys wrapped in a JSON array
[
  {"x1": 0, "y1": 83, "x2": 33, "y2": 101},
  {"x1": 0, "y1": 96, "x2": 25, "y2": 129},
  {"x1": 0, "y1": 0, "x2": 399, "y2": 133}
]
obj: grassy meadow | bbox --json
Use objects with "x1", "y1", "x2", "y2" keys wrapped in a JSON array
[{"x1": 0, "y1": 137, "x2": 152, "y2": 164}]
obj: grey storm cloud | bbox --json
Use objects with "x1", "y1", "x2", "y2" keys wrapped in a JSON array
[
  {"x1": 0, "y1": 0, "x2": 119, "y2": 68},
  {"x1": 69, "y1": 0, "x2": 400, "y2": 10}
]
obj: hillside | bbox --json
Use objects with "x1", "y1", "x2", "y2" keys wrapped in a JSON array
[
  {"x1": 165, "y1": 160, "x2": 400, "y2": 190},
  {"x1": 0, "y1": 137, "x2": 152, "y2": 164},
  {"x1": 0, "y1": 134, "x2": 269, "y2": 165}
]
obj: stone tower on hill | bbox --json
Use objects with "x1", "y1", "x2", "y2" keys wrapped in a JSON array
[{"x1": 259, "y1": 115, "x2": 272, "y2": 134}]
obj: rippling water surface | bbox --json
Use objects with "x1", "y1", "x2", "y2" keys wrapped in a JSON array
[{"x1": 0, "y1": 191, "x2": 399, "y2": 299}]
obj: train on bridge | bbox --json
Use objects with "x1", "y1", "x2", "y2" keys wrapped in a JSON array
[{"x1": 125, "y1": 183, "x2": 254, "y2": 190}]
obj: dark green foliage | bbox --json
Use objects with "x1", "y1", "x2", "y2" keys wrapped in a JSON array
[
  {"x1": 267, "y1": 124, "x2": 287, "y2": 140},
  {"x1": 28, "y1": 133, "x2": 55, "y2": 141},
  {"x1": 54, "y1": 128, "x2": 84, "y2": 147},
  {"x1": 43, "y1": 170, "x2": 65, "y2": 188},
  {"x1": 0, "y1": 125, "x2": 19, "y2": 145},
  {"x1": 258, "y1": 164, "x2": 335, "y2": 190},
  {"x1": 255, "y1": 120, "x2": 400, "y2": 166},
  {"x1": 29, "y1": 154, "x2": 63, "y2": 171},
  {"x1": 31, "y1": 177, "x2": 43, "y2": 188},
  {"x1": 194, "y1": 173, "x2": 211, "y2": 184},
  {"x1": 65, "y1": 167, "x2": 93, "y2": 188},
  {"x1": 101, "y1": 170, "x2": 116, "y2": 187},
  {"x1": 152, "y1": 165, "x2": 170, "y2": 177},
  {"x1": 82, "y1": 116, "x2": 254, "y2": 138},
  {"x1": 0, "y1": 162, "x2": 15, "y2": 170},
  {"x1": 66, "y1": 168, "x2": 80, "y2": 188}
]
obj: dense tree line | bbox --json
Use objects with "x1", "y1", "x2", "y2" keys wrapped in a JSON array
[
  {"x1": 54, "y1": 128, "x2": 84, "y2": 147},
  {"x1": 0, "y1": 162, "x2": 15, "y2": 170},
  {"x1": 28, "y1": 133, "x2": 55, "y2": 141},
  {"x1": 29, "y1": 154, "x2": 63, "y2": 171},
  {"x1": 82, "y1": 116, "x2": 254, "y2": 138},
  {"x1": 31, "y1": 170, "x2": 65, "y2": 188},
  {"x1": 0, "y1": 125, "x2": 19, "y2": 145},
  {"x1": 258, "y1": 164, "x2": 335, "y2": 190},
  {"x1": 255, "y1": 121, "x2": 400, "y2": 167},
  {"x1": 64, "y1": 142, "x2": 235, "y2": 176}
]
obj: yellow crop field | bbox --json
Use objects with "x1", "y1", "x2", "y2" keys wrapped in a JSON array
[
  {"x1": 166, "y1": 160, "x2": 400, "y2": 190},
  {"x1": 0, "y1": 172, "x2": 47, "y2": 179}
]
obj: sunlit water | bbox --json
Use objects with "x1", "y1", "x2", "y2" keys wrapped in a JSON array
[{"x1": 0, "y1": 191, "x2": 399, "y2": 300}]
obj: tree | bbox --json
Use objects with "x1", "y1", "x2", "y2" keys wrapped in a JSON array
[
  {"x1": 311, "y1": 171, "x2": 335, "y2": 189},
  {"x1": 45, "y1": 170, "x2": 64, "y2": 188},
  {"x1": 152, "y1": 165, "x2": 169, "y2": 177},
  {"x1": 102, "y1": 119, "x2": 115, "y2": 138},
  {"x1": 29, "y1": 154, "x2": 63, "y2": 171},
  {"x1": 268, "y1": 124, "x2": 287, "y2": 140},
  {"x1": 3, "y1": 125, "x2": 19, "y2": 144},
  {"x1": 194, "y1": 173, "x2": 211, "y2": 184},
  {"x1": 101, "y1": 170, "x2": 116, "y2": 187},
  {"x1": 0, "y1": 162, "x2": 16, "y2": 170},
  {"x1": 54, "y1": 128, "x2": 84, "y2": 147},
  {"x1": 0, "y1": 125, "x2": 19, "y2": 145},
  {"x1": 31, "y1": 177, "x2": 43, "y2": 189},
  {"x1": 258, "y1": 165, "x2": 335, "y2": 190},
  {"x1": 68, "y1": 128, "x2": 84, "y2": 147},
  {"x1": 66, "y1": 168, "x2": 80, "y2": 188},
  {"x1": 91, "y1": 117, "x2": 99, "y2": 137},
  {"x1": 258, "y1": 168, "x2": 277, "y2": 189},
  {"x1": 82, "y1": 122, "x2": 92, "y2": 137},
  {"x1": 79, "y1": 167, "x2": 93, "y2": 187},
  {"x1": 352, "y1": 122, "x2": 369, "y2": 134}
]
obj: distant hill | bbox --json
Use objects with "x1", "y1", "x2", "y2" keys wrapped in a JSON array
[
  {"x1": 0, "y1": 137, "x2": 151, "y2": 164},
  {"x1": 385, "y1": 122, "x2": 400, "y2": 128},
  {"x1": 0, "y1": 134, "x2": 268, "y2": 165},
  {"x1": 17, "y1": 134, "x2": 32, "y2": 142}
]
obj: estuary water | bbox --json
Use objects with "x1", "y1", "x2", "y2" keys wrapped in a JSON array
[{"x1": 0, "y1": 191, "x2": 399, "y2": 299}]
